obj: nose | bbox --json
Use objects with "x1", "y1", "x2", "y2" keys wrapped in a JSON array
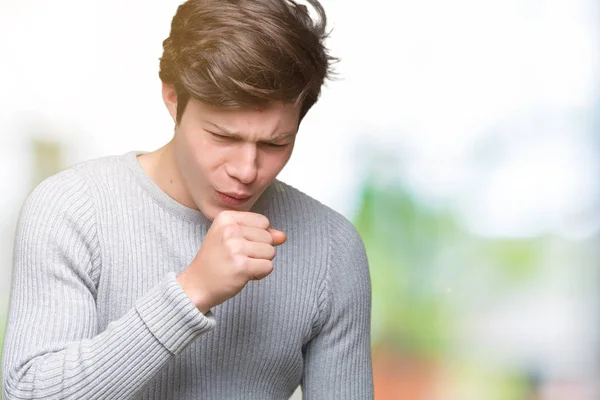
[{"x1": 226, "y1": 143, "x2": 258, "y2": 184}]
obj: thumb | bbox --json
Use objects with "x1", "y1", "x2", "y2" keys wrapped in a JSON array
[{"x1": 268, "y1": 228, "x2": 287, "y2": 246}]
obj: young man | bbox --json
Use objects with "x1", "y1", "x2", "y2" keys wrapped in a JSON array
[{"x1": 2, "y1": 0, "x2": 373, "y2": 398}]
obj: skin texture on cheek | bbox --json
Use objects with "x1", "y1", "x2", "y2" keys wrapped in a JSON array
[{"x1": 173, "y1": 128, "x2": 218, "y2": 213}]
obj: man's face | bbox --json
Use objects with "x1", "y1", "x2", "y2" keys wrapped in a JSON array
[{"x1": 164, "y1": 85, "x2": 300, "y2": 220}]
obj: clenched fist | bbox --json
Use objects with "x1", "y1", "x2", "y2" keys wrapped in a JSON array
[{"x1": 177, "y1": 210, "x2": 286, "y2": 313}]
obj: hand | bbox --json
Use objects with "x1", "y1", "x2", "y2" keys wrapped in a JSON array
[{"x1": 177, "y1": 210, "x2": 286, "y2": 313}]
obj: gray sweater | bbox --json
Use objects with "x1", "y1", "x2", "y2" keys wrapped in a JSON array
[{"x1": 2, "y1": 151, "x2": 373, "y2": 399}]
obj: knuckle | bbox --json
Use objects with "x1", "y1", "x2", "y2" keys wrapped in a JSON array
[
  {"x1": 216, "y1": 210, "x2": 236, "y2": 224},
  {"x1": 226, "y1": 238, "x2": 245, "y2": 255},
  {"x1": 214, "y1": 210, "x2": 227, "y2": 222},
  {"x1": 222, "y1": 224, "x2": 241, "y2": 239},
  {"x1": 257, "y1": 215, "x2": 270, "y2": 229},
  {"x1": 231, "y1": 254, "x2": 248, "y2": 271}
]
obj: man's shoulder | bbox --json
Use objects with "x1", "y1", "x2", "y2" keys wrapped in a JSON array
[
  {"x1": 23, "y1": 152, "x2": 134, "y2": 209},
  {"x1": 35, "y1": 151, "x2": 130, "y2": 186},
  {"x1": 70, "y1": 151, "x2": 134, "y2": 181},
  {"x1": 271, "y1": 180, "x2": 336, "y2": 216},
  {"x1": 271, "y1": 180, "x2": 360, "y2": 238}
]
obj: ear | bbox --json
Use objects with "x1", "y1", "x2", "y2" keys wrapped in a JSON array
[{"x1": 161, "y1": 81, "x2": 178, "y2": 123}]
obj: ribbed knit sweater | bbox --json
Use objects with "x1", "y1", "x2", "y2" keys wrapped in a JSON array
[{"x1": 2, "y1": 151, "x2": 373, "y2": 399}]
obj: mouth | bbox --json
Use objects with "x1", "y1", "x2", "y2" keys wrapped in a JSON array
[{"x1": 216, "y1": 190, "x2": 252, "y2": 206}]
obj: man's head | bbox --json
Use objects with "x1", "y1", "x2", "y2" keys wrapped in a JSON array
[{"x1": 158, "y1": 0, "x2": 335, "y2": 220}]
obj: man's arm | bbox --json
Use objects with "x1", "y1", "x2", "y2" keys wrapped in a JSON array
[
  {"x1": 300, "y1": 212, "x2": 374, "y2": 399},
  {"x1": 2, "y1": 169, "x2": 215, "y2": 400}
]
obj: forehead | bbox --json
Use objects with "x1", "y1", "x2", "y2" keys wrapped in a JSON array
[{"x1": 188, "y1": 98, "x2": 300, "y2": 139}]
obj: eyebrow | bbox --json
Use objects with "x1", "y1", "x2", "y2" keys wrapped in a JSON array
[{"x1": 207, "y1": 122, "x2": 295, "y2": 142}]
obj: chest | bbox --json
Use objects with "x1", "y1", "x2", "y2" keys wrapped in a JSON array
[{"x1": 94, "y1": 212, "x2": 324, "y2": 346}]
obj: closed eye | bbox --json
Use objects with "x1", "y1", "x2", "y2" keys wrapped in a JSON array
[
  {"x1": 209, "y1": 131, "x2": 288, "y2": 148},
  {"x1": 208, "y1": 132, "x2": 234, "y2": 141},
  {"x1": 263, "y1": 142, "x2": 287, "y2": 148}
]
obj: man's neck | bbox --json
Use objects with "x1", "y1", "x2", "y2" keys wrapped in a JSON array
[{"x1": 137, "y1": 142, "x2": 198, "y2": 210}]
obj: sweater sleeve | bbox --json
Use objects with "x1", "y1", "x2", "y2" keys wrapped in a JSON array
[
  {"x1": 300, "y1": 212, "x2": 374, "y2": 399},
  {"x1": 2, "y1": 169, "x2": 216, "y2": 400}
]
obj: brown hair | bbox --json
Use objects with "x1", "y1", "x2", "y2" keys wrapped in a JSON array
[{"x1": 159, "y1": 0, "x2": 337, "y2": 123}]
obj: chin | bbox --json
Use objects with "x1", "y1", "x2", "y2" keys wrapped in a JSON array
[{"x1": 200, "y1": 203, "x2": 236, "y2": 221}]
